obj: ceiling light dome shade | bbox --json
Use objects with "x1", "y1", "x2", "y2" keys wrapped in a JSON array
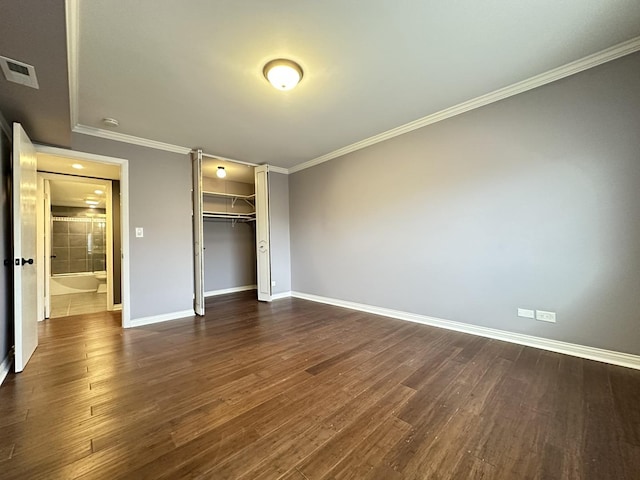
[
  {"x1": 216, "y1": 166, "x2": 226, "y2": 178},
  {"x1": 263, "y1": 59, "x2": 303, "y2": 91}
]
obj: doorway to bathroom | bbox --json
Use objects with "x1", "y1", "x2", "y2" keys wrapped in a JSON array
[
  {"x1": 35, "y1": 149, "x2": 126, "y2": 322},
  {"x1": 40, "y1": 173, "x2": 117, "y2": 318}
]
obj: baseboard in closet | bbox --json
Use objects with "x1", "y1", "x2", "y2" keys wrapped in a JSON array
[{"x1": 205, "y1": 285, "x2": 257, "y2": 297}]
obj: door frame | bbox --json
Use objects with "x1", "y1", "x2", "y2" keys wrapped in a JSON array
[
  {"x1": 37, "y1": 172, "x2": 116, "y2": 314},
  {"x1": 35, "y1": 176, "x2": 52, "y2": 320},
  {"x1": 34, "y1": 145, "x2": 131, "y2": 327},
  {"x1": 191, "y1": 154, "x2": 272, "y2": 307}
]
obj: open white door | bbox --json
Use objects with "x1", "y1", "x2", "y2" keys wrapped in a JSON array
[
  {"x1": 192, "y1": 150, "x2": 205, "y2": 315},
  {"x1": 13, "y1": 123, "x2": 38, "y2": 372},
  {"x1": 254, "y1": 165, "x2": 272, "y2": 302}
]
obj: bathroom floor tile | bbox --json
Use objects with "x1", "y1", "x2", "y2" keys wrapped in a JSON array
[{"x1": 49, "y1": 292, "x2": 107, "y2": 318}]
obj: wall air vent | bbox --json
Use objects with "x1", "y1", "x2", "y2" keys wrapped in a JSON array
[{"x1": 0, "y1": 55, "x2": 39, "y2": 89}]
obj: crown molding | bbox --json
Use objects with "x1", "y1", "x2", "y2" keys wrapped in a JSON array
[
  {"x1": 65, "y1": 3, "x2": 639, "y2": 175},
  {"x1": 288, "y1": 35, "x2": 640, "y2": 174},
  {"x1": 65, "y1": 0, "x2": 79, "y2": 129},
  {"x1": 268, "y1": 165, "x2": 289, "y2": 175},
  {"x1": 72, "y1": 124, "x2": 192, "y2": 154}
]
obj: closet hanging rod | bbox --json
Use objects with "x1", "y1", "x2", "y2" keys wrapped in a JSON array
[
  {"x1": 191, "y1": 149, "x2": 259, "y2": 167},
  {"x1": 203, "y1": 211, "x2": 256, "y2": 219}
]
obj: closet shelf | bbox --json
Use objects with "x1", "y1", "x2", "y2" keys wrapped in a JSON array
[
  {"x1": 203, "y1": 211, "x2": 256, "y2": 222},
  {"x1": 203, "y1": 191, "x2": 255, "y2": 208},
  {"x1": 202, "y1": 191, "x2": 255, "y2": 200}
]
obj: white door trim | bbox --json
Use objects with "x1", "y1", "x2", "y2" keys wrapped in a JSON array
[
  {"x1": 36, "y1": 175, "x2": 45, "y2": 321},
  {"x1": 43, "y1": 179, "x2": 51, "y2": 318},
  {"x1": 34, "y1": 145, "x2": 131, "y2": 327},
  {"x1": 105, "y1": 180, "x2": 114, "y2": 311}
]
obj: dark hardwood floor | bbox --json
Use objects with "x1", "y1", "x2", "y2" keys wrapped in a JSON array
[{"x1": 1, "y1": 291, "x2": 639, "y2": 479}]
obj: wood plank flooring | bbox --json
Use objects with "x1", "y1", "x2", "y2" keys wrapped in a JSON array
[{"x1": 1, "y1": 291, "x2": 639, "y2": 479}]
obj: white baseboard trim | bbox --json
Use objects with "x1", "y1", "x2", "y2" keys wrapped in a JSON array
[
  {"x1": 271, "y1": 291, "x2": 292, "y2": 300},
  {"x1": 205, "y1": 285, "x2": 257, "y2": 297},
  {"x1": 112, "y1": 304, "x2": 123, "y2": 311},
  {"x1": 290, "y1": 291, "x2": 640, "y2": 370},
  {"x1": 128, "y1": 309, "x2": 195, "y2": 328},
  {"x1": 0, "y1": 353, "x2": 13, "y2": 386}
]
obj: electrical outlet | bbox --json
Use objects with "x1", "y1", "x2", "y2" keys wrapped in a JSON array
[
  {"x1": 517, "y1": 308, "x2": 535, "y2": 319},
  {"x1": 271, "y1": 281, "x2": 276, "y2": 287},
  {"x1": 135, "y1": 227, "x2": 144, "y2": 238},
  {"x1": 536, "y1": 310, "x2": 556, "y2": 323}
]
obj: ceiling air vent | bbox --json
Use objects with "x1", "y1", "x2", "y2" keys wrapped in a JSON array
[{"x1": 0, "y1": 55, "x2": 39, "y2": 89}]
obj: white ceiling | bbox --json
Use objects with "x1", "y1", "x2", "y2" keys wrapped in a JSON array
[
  {"x1": 37, "y1": 152, "x2": 119, "y2": 208},
  {"x1": 202, "y1": 157, "x2": 255, "y2": 184},
  {"x1": 73, "y1": 1, "x2": 640, "y2": 169},
  {"x1": 48, "y1": 178, "x2": 109, "y2": 209},
  {"x1": 37, "y1": 153, "x2": 121, "y2": 180}
]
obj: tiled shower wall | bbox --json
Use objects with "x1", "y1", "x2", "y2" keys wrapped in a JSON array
[{"x1": 51, "y1": 216, "x2": 107, "y2": 274}]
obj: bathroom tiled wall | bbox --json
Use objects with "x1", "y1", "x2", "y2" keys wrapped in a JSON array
[{"x1": 51, "y1": 217, "x2": 106, "y2": 274}]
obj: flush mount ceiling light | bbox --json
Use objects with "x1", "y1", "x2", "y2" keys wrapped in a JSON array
[
  {"x1": 85, "y1": 200, "x2": 99, "y2": 205},
  {"x1": 94, "y1": 189, "x2": 104, "y2": 195},
  {"x1": 216, "y1": 166, "x2": 227, "y2": 178},
  {"x1": 71, "y1": 163, "x2": 84, "y2": 170},
  {"x1": 263, "y1": 59, "x2": 303, "y2": 91}
]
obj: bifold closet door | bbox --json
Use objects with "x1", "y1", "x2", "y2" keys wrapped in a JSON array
[
  {"x1": 192, "y1": 150, "x2": 205, "y2": 315},
  {"x1": 254, "y1": 165, "x2": 272, "y2": 302}
]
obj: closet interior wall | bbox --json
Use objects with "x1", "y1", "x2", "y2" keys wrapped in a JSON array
[{"x1": 202, "y1": 163, "x2": 257, "y2": 295}]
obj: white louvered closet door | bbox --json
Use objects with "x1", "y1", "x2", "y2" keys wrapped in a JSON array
[{"x1": 254, "y1": 165, "x2": 272, "y2": 302}]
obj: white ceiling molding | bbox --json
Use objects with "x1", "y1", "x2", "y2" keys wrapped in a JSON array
[
  {"x1": 65, "y1": 0, "x2": 233, "y2": 160},
  {"x1": 200, "y1": 151, "x2": 259, "y2": 167},
  {"x1": 200, "y1": 150, "x2": 288, "y2": 173},
  {"x1": 66, "y1": 1, "x2": 638, "y2": 173},
  {"x1": 72, "y1": 124, "x2": 191, "y2": 155},
  {"x1": 289, "y1": 35, "x2": 640, "y2": 174},
  {"x1": 65, "y1": 0, "x2": 79, "y2": 129},
  {"x1": 268, "y1": 165, "x2": 289, "y2": 175}
]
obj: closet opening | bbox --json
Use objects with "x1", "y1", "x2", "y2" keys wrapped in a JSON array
[
  {"x1": 202, "y1": 158, "x2": 257, "y2": 295},
  {"x1": 192, "y1": 150, "x2": 272, "y2": 315}
]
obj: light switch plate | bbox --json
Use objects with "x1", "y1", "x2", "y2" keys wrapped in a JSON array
[{"x1": 135, "y1": 227, "x2": 144, "y2": 238}]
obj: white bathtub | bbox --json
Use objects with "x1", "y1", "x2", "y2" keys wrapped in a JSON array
[{"x1": 50, "y1": 272, "x2": 102, "y2": 295}]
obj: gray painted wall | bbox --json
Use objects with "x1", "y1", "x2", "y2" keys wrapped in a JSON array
[
  {"x1": 269, "y1": 172, "x2": 292, "y2": 294},
  {"x1": 203, "y1": 221, "x2": 256, "y2": 292},
  {"x1": 72, "y1": 134, "x2": 194, "y2": 319},
  {"x1": 289, "y1": 52, "x2": 640, "y2": 355},
  {"x1": 0, "y1": 122, "x2": 12, "y2": 365}
]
